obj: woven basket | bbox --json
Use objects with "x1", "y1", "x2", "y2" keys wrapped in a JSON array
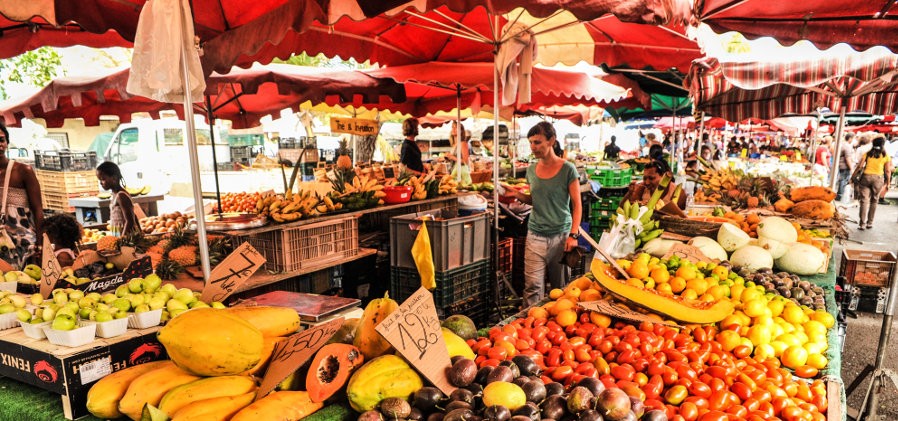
[
  {"x1": 658, "y1": 215, "x2": 722, "y2": 238},
  {"x1": 470, "y1": 170, "x2": 492, "y2": 183}
]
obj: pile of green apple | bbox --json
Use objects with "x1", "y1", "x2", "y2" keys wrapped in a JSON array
[
  {"x1": 2, "y1": 264, "x2": 42, "y2": 285},
  {"x1": 26, "y1": 273, "x2": 224, "y2": 332},
  {"x1": 0, "y1": 290, "x2": 33, "y2": 325}
]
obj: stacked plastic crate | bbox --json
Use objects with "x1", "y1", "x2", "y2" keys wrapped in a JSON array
[
  {"x1": 586, "y1": 166, "x2": 633, "y2": 239},
  {"x1": 389, "y1": 209, "x2": 492, "y2": 326}
]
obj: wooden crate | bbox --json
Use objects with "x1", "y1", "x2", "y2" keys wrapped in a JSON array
[{"x1": 37, "y1": 170, "x2": 99, "y2": 212}]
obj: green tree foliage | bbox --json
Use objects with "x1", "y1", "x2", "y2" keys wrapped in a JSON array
[
  {"x1": 724, "y1": 33, "x2": 751, "y2": 55},
  {"x1": 275, "y1": 52, "x2": 370, "y2": 69},
  {"x1": 0, "y1": 47, "x2": 64, "y2": 100}
]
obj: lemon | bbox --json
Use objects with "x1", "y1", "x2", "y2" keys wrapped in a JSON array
[
  {"x1": 803, "y1": 320, "x2": 827, "y2": 338},
  {"x1": 770, "y1": 341, "x2": 788, "y2": 357},
  {"x1": 548, "y1": 289, "x2": 564, "y2": 300},
  {"x1": 811, "y1": 310, "x2": 836, "y2": 328},
  {"x1": 782, "y1": 345, "x2": 809, "y2": 369},
  {"x1": 483, "y1": 382, "x2": 526, "y2": 410},
  {"x1": 782, "y1": 305, "x2": 808, "y2": 324},
  {"x1": 686, "y1": 279, "x2": 709, "y2": 295},
  {"x1": 741, "y1": 288, "x2": 763, "y2": 303},
  {"x1": 681, "y1": 289, "x2": 698, "y2": 300},
  {"x1": 767, "y1": 299, "x2": 785, "y2": 317},
  {"x1": 804, "y1": 341, "x2": 827, "y2": 355},
  {"x1": 656, "y1": 283, "x2": 673, "y2": 296},
  {"x1": 807, "y1": 353, "x2": 829, "y2": 370},
  {"x1": 746, "y1": 325, "x2": 772, "y2": 347},
  {"x1": 716, "y1": 330, "x2": 742, "y2": 351},
  {"x1": 775, "y1": 333, "x2": 801, "y2": 348},
  {"x1": 754, "y1": 343, "x2": 776, "y2": 361},
  {"x1": 743, "y1": 298, "x2": 768, "y2": 318}
]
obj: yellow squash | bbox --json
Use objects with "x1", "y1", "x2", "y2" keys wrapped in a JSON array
[
  {"x1": 157, "y1": 308, "x2": 264, "y2": 376},
  {"x1": 353, "y1": 293, "x2": 398, "y2": 360},
  {"x1": 231, "y1": 391, "x2": 324, "y2": 421},
  {"x1": 346, "y1": 354, "x2": 424, "y2": 412},
  {"x1": 86, "y1": 361, "x2": 169, "y2": 419}
]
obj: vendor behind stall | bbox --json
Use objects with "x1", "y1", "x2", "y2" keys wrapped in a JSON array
[{"x1": 623, "y1": 159, "x2": 687, "y2": 210}]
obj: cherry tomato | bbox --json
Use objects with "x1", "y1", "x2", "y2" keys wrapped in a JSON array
[
  {"x1": 697, "y1": 410, "x2": 729, "y2": 421},
  {"x1": 643, "y1": 375, "x2": 664, "y2": 399},
  {"x1": 611, "y1": 364, "x2": 636, "y2": 382},
  {"x1": 679, "y1": 401, "x2": 699, "y2": 421},
  {"x1": 574, "y1": 344, "x2": 593, "y2": 362},
  {"x1": 546, "y1": 348, "x2": 563, "y2": 367},
  {"x1": 795, "y1": 365, "x2": 819, "y2": 379},
  {"x1": 731, "y1": 382, "x2": 753, "y2": 402},
  {"x1": 575, "y1": 362, "x2": 597, "y2": 377},
  {"x1": 684, "y1": 396, "x2": 710, "y2": 410},
  {"x1": 690, "y1": 381, "x2": 713, "y2": 398},
  {"x1": 708, "y1": 390, "x2": 729, "y2": 411},
  {"x1": 550, "y1": 365, "x2": 573, "y2": 382}
]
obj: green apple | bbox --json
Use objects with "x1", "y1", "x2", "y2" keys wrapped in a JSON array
[
  {"x1": 76, "y1": 277, "x2": 92, "y2": 285},
  {"x1": 94, "y1": 311, "x2": 114, "y2": 323},
  {"x1": 78, "y1": 307, "x2": 92, "y2": 319},
  {"x1": 68, "y1": 290, "x2": 85, "y2": 302},
  {"x1": 29, "y1": 316, "x2": 44, "y2": 324},
  {"x1": 88, "y1": 310, "x2": 97, "y2": 321},
  {"x1": 160, "y1": 310, "x2": 170, "y2": 323},
  {"x1": 52, "y1": 292, "x2": 68, "y2": 306},
  {"x1": 40, "y1": 307, "x2": 57, "y2": 321},
  {"x1": 166, "y1": 299, "x2": 188, "y2": 312},
  {"x1": 169, "y1": 308, "x2": 189, "y2": 318},
  {"x1": 173, "y1": 288, "x2": 197, "y2": 306},
  {"x1": 0, "y1": 291, "x2": 8, "y2": 299},
  {"x1": 148, "y1": 297, "x2": 166, "y2": 311},
  {"x1": 115, "y1": 285, "x2": 130, "y2": 298},
  {"x1": 128, "y1": 294, "x2": 145, "y2": 308},
  {"x1": 127, "y1": 278, "x2": 144, "y2": 294},
  {"x1": 77, "y1": 297, "x2": 96, "y2": 309},
  {"x1": 22, "y1": 264, "x2": 42, "y2": 281},
  {"x1": 63, "y1": 288, "x2": 74, "y2": 294},
  {"x1": 113, "y1": 311, "x2": 129, "y2": 319},
  {"x1": 153, "y1": 291, "x2": 172, "y2": 302},
  {"x1": 111, "y1": 298, "x2": 131, "y2": 313},
  {"x1": 55, "y1": 306, "x2": 77, "y2": 319},
  {"x1": 0, "y1": 303, "x2": 15, "y2": 314},
  {"x1": 189, "y1": 301, "x2": 209, "y2": 309},
  {"x1": 95, "y1": 303, "x2": 110, "y2": 313},
  {"x1": 15, "y1": 309, "x2": 31, "y2": 322},
  {"x1": 143, "y1": 274, "x2": 162, "y2": 293},
  {"x1": 210, "y1": 301, "x2": 226, "y2": 309},
  {"x1": 160, "y1": 283, "x2": 178, "y2": 295},
  {"x1": 9, "y1": 295, "x2": 25, "y2": 308},
  {"x1": 3, "y1": 272, "x2": 17, "y2": 283},
  {"x1": 64, "y1": 302, "x2": 79, "y2": 313},
  {"x1": 134, "y1": 304, "x2": 150, "y2": 313},
  {"x1": 102, "y1": 294, "x2": 117, "y2": 305},
  {"x1": 51, "y1": 314, "x2": 76, "y2": 331},
  {"x1": 86, "y1": 292, "x2": 102, "y2": 302},
  {"x1": 29, "y1": 293, "x2": 44, "y2": 306}
]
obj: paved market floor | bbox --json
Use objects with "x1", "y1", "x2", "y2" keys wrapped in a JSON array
[{"x1": 835, "y1": 194, "x2": 898, "y2": 420}]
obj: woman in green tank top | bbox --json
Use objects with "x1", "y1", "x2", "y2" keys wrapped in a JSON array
[{"x1": 501, "y1": 122, "x2": 582, "y2": 307}]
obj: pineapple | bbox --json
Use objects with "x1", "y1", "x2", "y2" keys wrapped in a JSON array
[
  {"x1": 163, "y1": 226, "x2": 194, "y2": 252},
  {"x1": 155, "y1": 258, "x2": 185, "y2": 281},
  {"x1": 118, "y1": 231, "x2": 154, "y2": 254},
  {"x1": 207, "y1": 236, "x2": 234, "y2": 267},
  {"x1": 96, "y1": 236, "x2": 119, "y2": 252},
  {"x1": 168, "y1": 245, "x2": 198, "y2": 267},
  {"x1": 335, "y1": 138, "x2": 352, "y2": 170}
]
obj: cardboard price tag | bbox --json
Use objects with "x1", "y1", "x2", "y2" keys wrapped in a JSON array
[
  {"x1": 578, "y1": 300, "x2": 680, "y2": 328},
  {"x1": 375, "y1": 287, "x2": 455, "y2": 395},
  {"x1": 256, "y1": 316, "x2": 343, "y2": 400},
  {"x1": 201, "y1": 242, "x2": 265, "y2": 302},
  {"x1": 662, "y1": 243, "x2": 713, "y2": 263},
  {"x1": 41, "y1": 233, "x2": 63, "y2": 298}
]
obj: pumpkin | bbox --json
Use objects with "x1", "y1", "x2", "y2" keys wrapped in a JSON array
[
  {"x1": 789, "y1": 186, "x2": 836, "y2": 203},
  {"x1": 775, "y1": 242, "x2": 828, "y2": 275},
  {"x1": 729, "y1": 245, "x2": 774, "y2": 271}
]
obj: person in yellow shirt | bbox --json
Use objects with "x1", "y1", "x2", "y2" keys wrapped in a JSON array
[{"x1": 855, "y1": 136, "x2": 892, "y2": 230}]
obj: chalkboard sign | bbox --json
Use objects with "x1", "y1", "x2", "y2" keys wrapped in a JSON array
[{"x1": 383, "y1": 166, "x2": 396, "y2": 179}]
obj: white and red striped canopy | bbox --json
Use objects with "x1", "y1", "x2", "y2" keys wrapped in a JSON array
[{"x1": 685, "y1": 51, "x2": 898, "y2": 121}]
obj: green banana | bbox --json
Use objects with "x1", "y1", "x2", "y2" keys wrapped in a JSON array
[
  {"x1": 638, "y1": 208, "x2": 654, "y2": 224},
  {"x1": 629, "y1": 203, "x2": 640, "y2": 220},
  {"x1": 639, "y1": 229, "x2": 663, "y2": 242}
]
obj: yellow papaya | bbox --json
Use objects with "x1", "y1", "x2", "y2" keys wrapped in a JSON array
[
  {"x1": 353, "y1": 293, "x2": 398, "y2": 360},
  {"x1": 590, "y1": 259, "x2": 734, "y2": 324},
  {"x1": 159, "y1": 375, "x2": 257, "y2": 415},
  {"x1": 226, "y1": 306, "x2": 301, "y2": 337},
  {"x1": 327, "y1": 318, "x2": 360, "y2": 344},
  {"x1": 157, "y1": 308, "x2": 264, "y2": 376},
  {"x1": 231, "y1": 391, "x2": 324, "y2": 421},
  {"x1": 171, "y1": 391, "x2": 256, "y2": 421},
  {"x1": 346, "y1": 354, "x2": 424, "y2": 412},
  {"x1": 117, "y1": 361, "x2": 202, "y2": 420},
  {"x1": 241, "y1": 336, "x2": 285, "y2": 376},
  {"x1": 86, "y1": 361, "x2": 169, "y2": 419},
  {"x1": 442, "y1": 328, "x2": 475, "y2": 360}
]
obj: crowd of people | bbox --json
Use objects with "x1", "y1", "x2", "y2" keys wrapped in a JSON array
[{"x1": 0, "y1": 122, "x2": 142, "y2": 271}]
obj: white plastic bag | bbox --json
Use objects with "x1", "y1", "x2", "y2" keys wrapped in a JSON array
[{"x1": 598, "y1": 206, "x2": 649, "y2": 258}]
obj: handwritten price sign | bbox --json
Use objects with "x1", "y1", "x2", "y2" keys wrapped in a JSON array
[
  {"x1": 41, "y1": 233, "x2": 62, "y2": 298},
  {"x1": 376, "y1": 287, "x2": 455, "y2": 394},
  {"x1": 578, "y1": 300, "x2": 680, "y2": 328},
  {"x1": 201, "y1": 242, "x2": 265, "y2": 302},
  {"x1": 662, "y1": 243, "x2": 713, "y2": 263},
  {"x1": 256, "y1": 316, "x2": 343, "y2": 400}
]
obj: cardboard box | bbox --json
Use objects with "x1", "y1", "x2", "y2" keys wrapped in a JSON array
[{"x1": 0, "y1": 326, "x2": 166, "y2": 419}]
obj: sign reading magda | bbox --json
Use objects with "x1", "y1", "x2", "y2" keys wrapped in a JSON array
[{"x1": 330, "y1": 117, "x2": 379, "y2": 136}]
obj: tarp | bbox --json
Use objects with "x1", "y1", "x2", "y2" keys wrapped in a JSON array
[
  {"x1": 0, "y1": 63, "x2": 407, "y2": 128},
  {"x1": 693, "y1": 0, "x2": 898, "y2": 53}
]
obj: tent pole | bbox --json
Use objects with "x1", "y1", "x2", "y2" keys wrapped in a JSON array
[
  {"x1": 181, "y1": 49, "x2": 212, "y2": 281},
  {"x1": 205, "y1": 95, "x2": 223, "y2": 217},
  {"x1": 697, "y1": 111, "x2": 705, "y2": 155},
  {"x1": 457, "y1": 84, "x2": 463, "y2": 182},
  {"x1": 830, "y1": 108, "x2": 846, "y2": 190}
]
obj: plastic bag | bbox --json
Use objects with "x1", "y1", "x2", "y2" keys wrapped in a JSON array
[
  {"x1": 598, "y1": 206, "x2": 649, "y2": 258},
  {"x1": 451, "y1": 163, "x2": 473, "y2": 185}
]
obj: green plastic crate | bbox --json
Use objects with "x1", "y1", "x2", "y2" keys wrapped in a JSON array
[
  {"x1": 588, "y1": 167, "x2": 633, "y2": 188},
  {"x1": 591, "y1": 196, "x2": 622, "y2": 212}
]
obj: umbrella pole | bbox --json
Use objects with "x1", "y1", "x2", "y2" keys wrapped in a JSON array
[
  {"x1": 830, "y1": 108, "x2": 846, "y2": 190},
  {"x1": 457, "y1": 84, "x2": 463, "y2": 182},
  {"x1": 205, "y1": 95, "x2": 223, "y2": 217},
  {"x1": 181, "y1": 49, "x2": 212, "y2": 281},
  {"x1": 492, "y1": 46, "x2": 503, "y2": 319},
  {"x1": 697, "y1": 111, "x2": 705, "y2": 155}
]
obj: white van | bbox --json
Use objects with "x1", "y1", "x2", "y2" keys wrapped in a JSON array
[{"x1": 103, "y1": 119, "x2": 231, "y2": 195}]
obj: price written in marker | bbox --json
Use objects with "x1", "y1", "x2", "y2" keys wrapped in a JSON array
[
  {"x1": 41, "y1": 233, "x2": 62, "y2": 298},
  {"x1": 662, "y1": 243, "x2": 713, "y2": 263},
  {"x1": 256, "y1": 316, "x2": 343, "y2": 401},
  {"x1": 376, "y1": 287, "x2": 455, "y2": 395},
  {"x1": 201, "y1": 242, "x2": 265, "y2": 303}
]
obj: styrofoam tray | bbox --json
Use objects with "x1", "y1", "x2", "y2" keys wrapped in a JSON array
[
  {"x1": 128, "y1": 309, "x2": 163, "y2": 329},
  {"x1": 0, "y1": 281, "x2": 16, "y2": 292},
  {"x1": 81, "y1": 317, "x2": 128, "y2": 338},
  {"x1": 0, "y1": 312, "x2": 22, "y2": 330},
  {"x1": 19, "y1": 320, "x2": 50, "y2": 339},
  {"x1": 42, "y1": 323, "x2": 96, "y2": 347}
]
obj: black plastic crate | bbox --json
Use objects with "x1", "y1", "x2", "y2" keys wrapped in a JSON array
[
  {"x1": 277, "y1": 136, "x2": 317, "y2": 149},
  {"x1": 848, "y1": 285, "x2": 890, "y2": 314},
  {"x1": 34, "y1": 151, "x2": 98, "y2": 171},
  {"x1": 597, "y1": 186, "x2": 629, "y2": 198},
  {"x1": 445, "y1": 297, "x2": 490, "y2": 327},
  {"x1": 391, "y1": 259, "x2": 490, "y2": 311},
  {"x1": 494, "y1": 238, "x2": 513, "y2": 275}
]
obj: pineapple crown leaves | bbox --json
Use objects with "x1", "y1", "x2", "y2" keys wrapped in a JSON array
[
  {"x1": 163, "y1": 225, "x2": 195, "y2": 253},
  {"x1": 155, "y1": 257, "x2": 185, "y2": 280},
  {"x1": 117, "y1": 231, "x2": 155, "y2": 254}
]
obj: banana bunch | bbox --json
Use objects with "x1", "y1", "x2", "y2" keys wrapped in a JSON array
[
  {"x1": 340, "y1": 174, "x2": 385, "y2": 198},
  {"x1": 257, "y1": 190, "x2": 338, "y2": 223},
  {"x1": 438, "y1": 174, "x2": 459, "y2": 195},
  {"x1": 615, "y1": 200, "x2": 663, "y2": 248},
  {"x1": 698, "y1": 168, "x2": 739, "y2": 191}
]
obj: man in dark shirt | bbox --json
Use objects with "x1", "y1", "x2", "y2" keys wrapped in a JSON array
[{"x1": 604, "y1": 136, "x2": 621, "y2": 160}]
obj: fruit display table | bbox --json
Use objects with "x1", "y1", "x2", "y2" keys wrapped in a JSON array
[{"x1": 69, "y1": 194, "x2": 165, "y2": 225}]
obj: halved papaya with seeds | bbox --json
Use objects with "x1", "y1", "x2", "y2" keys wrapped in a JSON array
[{"x1": 306, "y1": 343, "x2": 365, "y2": 403}]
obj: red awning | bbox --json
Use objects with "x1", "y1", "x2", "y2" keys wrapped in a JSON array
[
  {"x1": 695, "y1": 0, "x2": 898, "y2": 53},
  {"x1": 685, "y1": 52, "x2": 898, "y2": 121},
  {"x1": 0, "y1": 63, "x2": 406, "y2": 128}
]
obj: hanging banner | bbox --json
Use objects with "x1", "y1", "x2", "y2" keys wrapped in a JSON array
[{"x1": 330, "y1": 117, "x2": 379, "y2": 136}]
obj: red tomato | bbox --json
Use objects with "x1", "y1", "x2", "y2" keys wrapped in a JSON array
[
  {"x1": 684, "y1": 396, "x2": 710, "y2": 410},
  {"x1": 535, "y1": 339, "x2": 552, "y2": 355},
  {"x1": 575, "y1": 362, "x2": 597, "y2": 377},
  {"x1": 546, "y1": 348, "x2": 563, "y2": 367},
  {"x1": 678, "y1": 401, "x2": 699, "y2": 421},
  {"x1": 690, "y1": 381, "x2": 713, "y2": 398},
  {"x1": 708, "y1": 390, "x2": 729, "y2": 411},
  {"x1": 733, "y1": 345, "x2": 752, "y2": 359},
  {"x1": 487, "y1": 346, "x2": 508, "y2": 361},
  {"x1": 643, "y1": 375, "x2": 664, "y2": 399},
  {"x1": 611, "y1": 364, "x2": 636, "y2": 381},
  {"x1": 726, "y1": 404, "x2": 748, "y2": 418},
  {"x1": 481, "y1": 358, "x2": 500, "y2": 367},
  {"x1": 731, "y1": 382, "x2": 753, "y2": 402},
  {"x1": 550, "y1": 365, "x2": 573, "y2": 382},
  {"x1": 794, "y1": 365, "x2": 819, "y2": 379},
  {"x1": 574, "y1": 344, "x2": 593, "y2": 362},
  {"x1": 697, "y1": 410, "x2": 729, "y2": 421}
]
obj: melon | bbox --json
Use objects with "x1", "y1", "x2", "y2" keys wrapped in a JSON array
[
  {"x1": 729, "y1": 245, "x2": 774, "y2": 271},
  {"x1": 688, "y1": 237, "x2": 728, "y2": 262},
  {"x1": 717, "y1": 223, "x2": 751, "y2": 252},
  {"x1": 757, "y1": 236, "x2": 789, "y2": 259},
  {"x1": 756, "y1": 216, "x2": 797, "y2": 243},
  {"x1": 442, "y1": 314, "x2": 477, "y2": 340},
  {"x1": 775, "y1": 243, "x2": 827, "y2": 275},
  {"x1": 642, "y1": 238, "x2": 682, "y2": 257}
]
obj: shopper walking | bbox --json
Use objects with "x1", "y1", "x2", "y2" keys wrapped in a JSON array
[
  {"x1": 836, "y1": 133, "x2": 855, "y2": 202},
  {"x1": 501, "y1": 122, "x2": 582, "y2": 307},
  {"x1": 0, "y1": 123, "x2": 43, "y2": 270},
  {"x1": 855, "y1": 136, "x2": 892, "y2": 230},
  {"x1": 96, "y1": 162, "x2": 141, "y2": 237}
]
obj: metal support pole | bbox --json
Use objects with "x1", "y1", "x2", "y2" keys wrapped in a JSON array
[
  {"x1": 856, "y1": 265, "x2": 898, "y2": 421},
  {"x1": 204, "y1": 95, "x2": 223, "y2": 216},
  {"x1": 830, "y1": 108, "x2": 847, "y2": 190},
  {"x1": 180, "y1": 48, "x2": 212, "y2": 281}
]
